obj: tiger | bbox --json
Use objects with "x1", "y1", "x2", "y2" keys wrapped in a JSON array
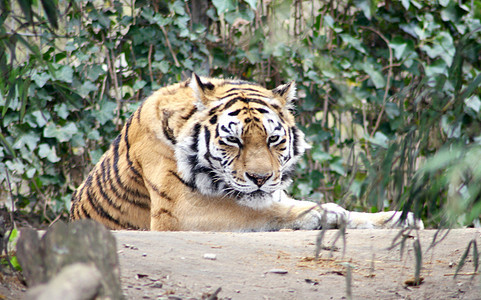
[{"x1": 70, "y1": 74, "x2": 423, "y2": 231}]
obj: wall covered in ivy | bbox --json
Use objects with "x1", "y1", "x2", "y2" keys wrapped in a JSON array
[{"x1": 1, "y1": 0, "x2": 480, "y2": 227}]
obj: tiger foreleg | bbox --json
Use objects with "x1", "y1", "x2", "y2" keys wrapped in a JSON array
[
  {"x1": 315, "y1": 203, "x2": 424, "y2": 229},
  {"x1": 346, "y1": 210, "x2": 424, "y2": 229}
]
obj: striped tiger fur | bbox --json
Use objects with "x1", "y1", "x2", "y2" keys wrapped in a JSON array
[{"x1": 70, "y1": 74, "x2": 423, "y2": 231}]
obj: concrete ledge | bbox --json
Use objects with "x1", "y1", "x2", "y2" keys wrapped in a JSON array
[{"x1": 114, "y1": 229, "x2": 481, "y2": 299}]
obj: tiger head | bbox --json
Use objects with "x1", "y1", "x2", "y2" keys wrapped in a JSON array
[{"x1": 176, "y1": 74, "x2": 308, "y2": 208}]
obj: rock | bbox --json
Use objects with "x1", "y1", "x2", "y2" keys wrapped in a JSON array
[
  {"x1": 16, "y1": 228, "x2": 45, "y2": 285},
  {"x1": 24, "y1": 263, "x2": 101, "y2": 300},
  {"x1": 16, "y1": 220, "x2": 124, "y2": 299},
  {"x1": 267, "y1": 268, "x2": 288, "y2": 274},
  {"x1": 203, "y1": 253, "x2": 217, "y2": 260}
]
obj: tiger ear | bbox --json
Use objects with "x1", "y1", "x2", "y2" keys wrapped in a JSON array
[
  {"x1": 272, "y1": 81, "x2": 297, "y2": 105},
  {"x1": 189, "y1": 73, "x2": 215, "y2": 110}
]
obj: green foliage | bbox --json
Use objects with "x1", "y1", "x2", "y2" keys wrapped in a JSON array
[
  {"x1": 0, "y1": 0, "x2": 480, "y2": 227},
  {"x1": 283, "y1": 0, "x2": 481, "y2": 228},
  {"x1": 1, "y1": 228, "x2": 21, "y2": 271}
]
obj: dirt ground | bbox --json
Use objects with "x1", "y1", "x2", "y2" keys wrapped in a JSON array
[{"x1": 2, "y1": 229, "x2": 481, "y2": 299}]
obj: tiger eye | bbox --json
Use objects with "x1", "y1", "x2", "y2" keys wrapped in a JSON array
[
  {"x1": 268, "y1": 135, "x2": 280, "y2": 143},
  {"x1": 226, "y1": 136, "x2": 239, "y2": 143}
]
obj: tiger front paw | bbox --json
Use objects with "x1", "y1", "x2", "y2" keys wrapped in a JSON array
[{"x1": 291, "y1": 203, "x2": 349, "y2": 230}]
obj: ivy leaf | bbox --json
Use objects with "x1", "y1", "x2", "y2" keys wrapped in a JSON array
[
  {"x1": 38, "y1": 143, "x2": 61, "y2": 163},
  {"x1": 87, "y1": 65, "x2": 105, "y2": 81},
  {"x1": 465, "y1": 96, "x2": 481, "y2": 113},
  {"x1": 355, "y1": 0, "x2": 372, "y2": 20},
  {"x1": 54, "y1": 103, "x2": 69, "y2": 119},
  {"x1": 12, "y1": 132, "x2": 40, "y2": 152},
  {"x1": 441, "y1": 2, "x2": 463, "y2": 22},
  {"x1": 90, "y1": 149, "x2": 104, "y2": 165},
  {"x1": 340, "y1": 34, "x2": 366, "y2": 54},
  {"x1": 65, "y1": 41, "x2": 76, "y2": 52},
  {"x1": 401, "y1": 0, "x2": 410, "y2": 10},
  {"x1": 244, "y1": 0, "x2": 258, "y2": 9},
  {"x1": 44, "y1": 122, "x2": 79, "y2": 142},
  {"x1": 55, "y1": 65, "x2": 73, "y2": 83},
  {"x1": 367, "y1": 132, "x2": 389, "y2": 149},
  {"x1": 89, "y1": 9, "x2": 111, "y2": 28},
  {"x1": 311, "y1": 148, "x2": 331, "y2": 162},
  {"x1": 425, "y1": 59, "x2": 448, "y2": 78},
  {"x1": 32, "y1": 71, "x2": 51, "y2": 88},
  {"x1": 133, "y1": 80, "x2": 147, "y2": 91},
  {"x1": 77, "y1": 81, "x2": 98, "y2": 98},
  {"x1": 182, "y1": 59, "x2": 194, "y2": 70},
  {"x1": 390, "y1": 37, "x2": 414, "y2": 60},
  {"x1": 212, "y1": 0, "x2": 236, "y2": 13},
  {"x1": 420, "y1": 31, "x2": 455, "y2": 66},
  {"x1": 410, "y1": 0, "x2": 422, "y2": 8},
  {"x1": 170, "y1": 0, "x2": 185, "y2": 15},
  {"x1": 31, "y1": 111, "x2": 50, "y2": 127},
  {"x1": 87, "y1": 129, "x2": 100, "y2": 141},
  {"x1": 296, "y1": 182, "x2": 313, "y2": 198},
  {"x1": 361, "y1": 63, "x2": 385, "y2": 89},
  {"x1": 152, "y1": 61, "x2": 170, "y2": 74},
  {"x1": 92, "y1": 101, "x2": 117, "y2": 125},
  {"x1": 385, "y1": 103, "x2": 400, "y2": 119},
  {"x1": 329, "y1": 157, "x2": 346, "y2": 176},
  {"x1": 26, "y1": 168, "x2": 36, "y2": 178},
  {"x1": 6, "y1": 160, "x2": 26, "y2": 174}
]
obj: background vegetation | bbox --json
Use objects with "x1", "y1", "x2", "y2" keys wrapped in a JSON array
[{"x1": 1, "y1": 0, "x2": 480, "y2": 228}]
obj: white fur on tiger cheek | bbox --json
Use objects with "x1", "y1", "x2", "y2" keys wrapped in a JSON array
[
  {"x1": 175, "y1": 135, "x2": 193, "y2": 181},
  {"x1": 195, "y1": 128, "x2": 217, "y2": 195},
  {"x1": 276, "y1": 127, "x2": 303, "y2": 175}
]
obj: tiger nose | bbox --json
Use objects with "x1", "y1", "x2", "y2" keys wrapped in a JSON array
[{"x1": 246, "y1": 172, "x2": 272, "y2": 187}]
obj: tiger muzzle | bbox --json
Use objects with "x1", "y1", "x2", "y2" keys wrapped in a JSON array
[{"x1": 246, "y1": 172, "x2": 272, "y2": 187}]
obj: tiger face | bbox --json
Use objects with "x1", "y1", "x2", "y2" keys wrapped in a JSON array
[
  {"x1": 215, "y1": 101, "x2": 286, "y2": 193},
  {"x1": 176, "y1": 75, "x2": 308, "y2": 208}
]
